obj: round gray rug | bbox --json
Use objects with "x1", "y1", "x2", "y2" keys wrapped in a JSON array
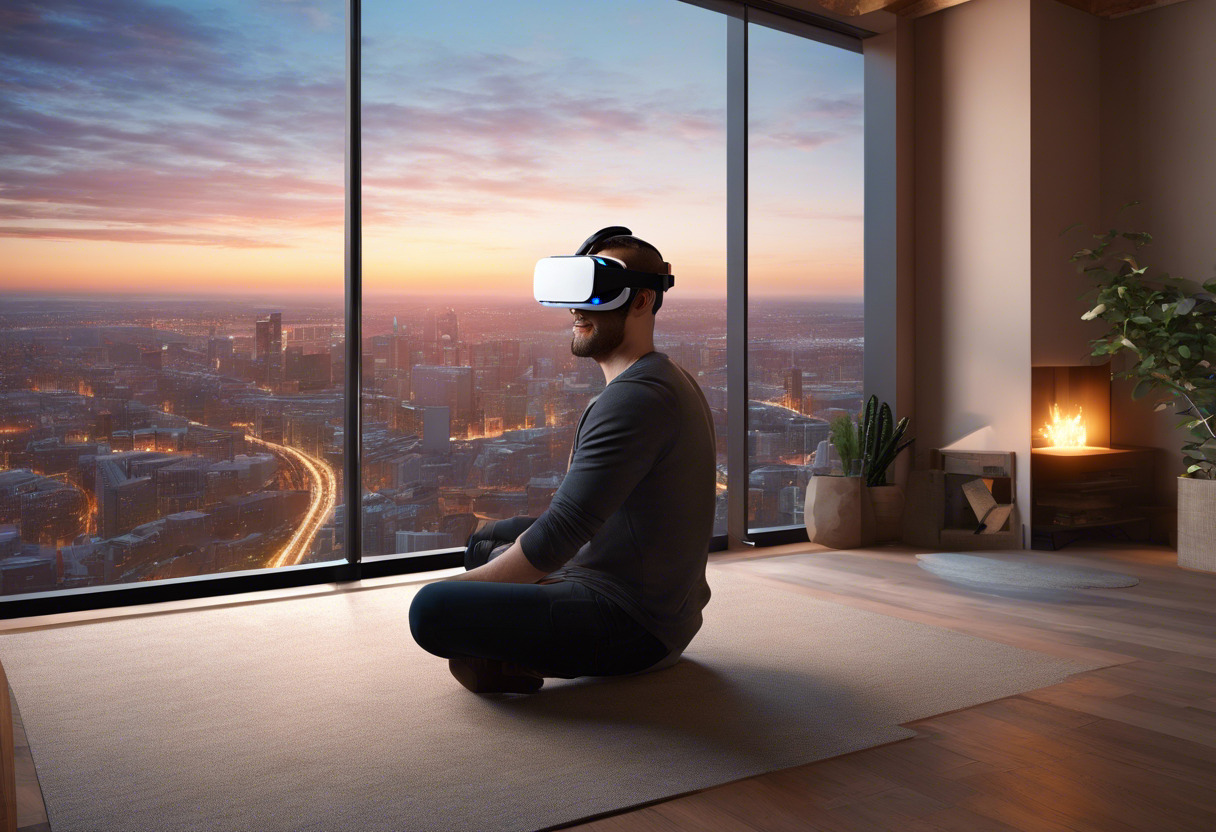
[{"x1": 916, "y1": 552, "x2": 1139, "y2": 589}]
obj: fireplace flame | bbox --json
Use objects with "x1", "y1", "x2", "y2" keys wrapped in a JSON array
[{"x1": 1041, "y1": 403, "x2": 1086, "y2": 447}]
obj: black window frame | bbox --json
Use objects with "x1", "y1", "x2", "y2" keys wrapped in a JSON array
[{"x1": 0, "y1": 0, "x2": 873, "y2": 620}]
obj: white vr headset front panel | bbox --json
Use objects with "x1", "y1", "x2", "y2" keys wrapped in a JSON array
[{"x1": 534, "y1": 255, "x2": 633, "y2": 311}]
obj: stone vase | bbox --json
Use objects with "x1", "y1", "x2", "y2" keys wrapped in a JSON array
[
  {"x1": 867, "y1": 484, "x2": 906, "y2": 543},
  {"x1": 1178, "y1": 476, "x2": 1216, "y2": 572},
  {"x1": 804, "y1": 476, "x2": 876, "y2": 550}
]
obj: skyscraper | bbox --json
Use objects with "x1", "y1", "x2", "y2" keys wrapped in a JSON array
[
  {"x1": 20, "y1": 482, "x2": 87, "y2": 545},
  {"x1": 255, "y1": 319, "x2": 270, "y2": 361},
  {"x1": 399, "y1": 404, "x2": 451, "y2": 455},
  {"x1": 785, "y1": 367, "x2": 803, "y2": 412},
  {"x1": 437, "y1": 308, "x2": 458, "y2": 343},
  {"x1": 207, "y1": 336, "x2": 234, "y2": 368},
  {"x1": 96, "y1": 457, "x2": 157, "y2": 539},
  {"x1": 411, "y1": 365, "x2": 474, "y2": 421},
  {"x1": 255, "y1": 312, "x2": 282, "y2": 385}
]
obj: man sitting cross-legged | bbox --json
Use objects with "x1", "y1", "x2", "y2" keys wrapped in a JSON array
[{"x1": 408, "y1": 233, "x2": 717, "y2": 694}]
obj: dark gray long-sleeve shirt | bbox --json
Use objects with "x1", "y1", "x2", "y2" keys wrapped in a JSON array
[{"x1": 520, "y1": 351, "x2": 716, "y2": 656}]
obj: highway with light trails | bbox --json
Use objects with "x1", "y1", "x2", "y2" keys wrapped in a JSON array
[{"x1": 245, "y1": 434, "x2": 338, "y2": 568}]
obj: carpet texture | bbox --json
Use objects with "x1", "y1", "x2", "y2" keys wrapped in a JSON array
[
  {"x1": 0, "y1": 564, "x2": 1105, "y2": 832},
  {"x1": 916, "y1": 552, "x2": 1140, "y2": 589}
]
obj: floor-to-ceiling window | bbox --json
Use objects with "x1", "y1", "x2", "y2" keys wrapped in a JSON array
[
  {"x1": 0, "y1": 0, "x2": 869, "y2": 608},
  {"x1": 746, "y1": 20, "x2": 864, "y2": 533},
  {"x1": 0, "y1": 0, "x2": 347, "y2": 598},
  {"x1": 359, "y1": 0, "x2": 730, "y2": 557}
]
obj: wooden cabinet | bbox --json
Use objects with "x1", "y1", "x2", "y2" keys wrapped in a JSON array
[{"x1": 1030, "y1": 445, "x2": 1157, "y2": 550}]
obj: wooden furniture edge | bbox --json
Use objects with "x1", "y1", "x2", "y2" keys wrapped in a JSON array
[{"x1": 0, "y1": 661, "x2": 15, "y2": 832}]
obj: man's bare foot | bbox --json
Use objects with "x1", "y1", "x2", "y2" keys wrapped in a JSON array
[{"x1": 448, "y1": 656, "x2": 545, "y2": 694}]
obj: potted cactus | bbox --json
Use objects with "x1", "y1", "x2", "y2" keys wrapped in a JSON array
[
  {"x1": 805, "y1": 396, "x2": 912, "y2": 548},
  {"x1": 859, "y1": 395, "x2": 914, "y2": 541}
]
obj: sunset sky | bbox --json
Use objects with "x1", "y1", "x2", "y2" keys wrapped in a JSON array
[{"x1": 0, "y1": 0, "x2": 862, "y2": 299}]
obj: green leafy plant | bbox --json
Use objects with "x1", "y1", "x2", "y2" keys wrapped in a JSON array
[
  {"x1": 858, "y1": 394, "x2": 912, "y2": 486},
  {"x1": 1068, "y1": 213, "x2": 1216, "y2": 479},
  {"x1": 829, "y1": 414, "x2": 860, "y2": 475}
]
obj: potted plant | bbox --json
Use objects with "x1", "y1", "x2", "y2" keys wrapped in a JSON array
[
  {"x1": 804, "y1": 398, "x2": 912, "y2": 548},
  {"x1": 859, "y1": 395, "x2": 914, "y2": 541},
  {"x1": 829, "y1": 413, "x2": 862, "y2": 476},
  {"x1": 804, "y1": 414, "x2": 871, "y2": 549},
  {"x1": 1069, "y1": 219, "x2": 1216, "y2": 571}
]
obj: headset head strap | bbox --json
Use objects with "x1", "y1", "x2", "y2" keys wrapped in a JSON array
[{"x1": 575, "y1": 226, "x2": 632, "y2": 256}]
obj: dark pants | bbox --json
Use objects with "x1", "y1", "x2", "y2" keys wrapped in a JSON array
[{"x1": 408, "y1": 517, "x2": 669, "y2": 679}]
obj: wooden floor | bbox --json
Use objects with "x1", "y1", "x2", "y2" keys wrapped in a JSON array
[
  {"x1": 9, "y1": 542, "x2": 1216, "y2": 832},
  {"x1": 13, "y1": 697, "x2": 48, "y2": 832},
  {"x1": 564, "y1": 542, "x2": 1216, "y2": 832}
]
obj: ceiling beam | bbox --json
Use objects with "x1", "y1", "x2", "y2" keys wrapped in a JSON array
[{"x1": 812, "y1": 0, "x2": 1192, "y2": 19}]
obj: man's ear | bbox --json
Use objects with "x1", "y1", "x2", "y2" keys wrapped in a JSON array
[{"x1": 632, "y1": 288, "x2": 654, "y2": 314}]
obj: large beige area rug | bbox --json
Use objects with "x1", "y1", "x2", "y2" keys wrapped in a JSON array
[{"x1": 0, "y1": 563, "x2": 1106, "y2": 832}]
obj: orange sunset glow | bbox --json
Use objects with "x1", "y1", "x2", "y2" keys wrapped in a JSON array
[{"x1": 1, "y1": 0, "x2": 862, "y2": 299}]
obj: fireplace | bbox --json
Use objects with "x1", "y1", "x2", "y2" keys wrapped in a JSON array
[{"x1": 1030, "y1": 364, "x2": 1158, "y2": 549}]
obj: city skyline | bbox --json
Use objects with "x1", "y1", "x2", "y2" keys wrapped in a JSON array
[
  {"x1": 0, "y1": 289, "x2": 867, "y2": 303},
  {"x1": 0, "y1": 293, "x2": 863, "y2": 597}
]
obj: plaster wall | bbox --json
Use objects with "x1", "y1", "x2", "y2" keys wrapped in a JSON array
[
  {"x1": 1029, "y1": 0, "x2": 1104, "y2": 370},
  {"x1": 1101, "y1": 0, "x2": 1216, "y2": 507},
  {"x1": 913, "y1": 0, "x2": 1033, "y2": 545}
]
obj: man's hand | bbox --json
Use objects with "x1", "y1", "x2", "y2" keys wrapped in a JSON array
[{"x1": 444, "y1": 538, "x2": 552, "y2": 584}]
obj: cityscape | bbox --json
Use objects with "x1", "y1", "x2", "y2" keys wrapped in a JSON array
[
  {"x1": 0, "y1": 0, "x2": 864, "y2": 598},
  {"x1": 0, "y1": 294, "x2": 862, "y2": 598}
]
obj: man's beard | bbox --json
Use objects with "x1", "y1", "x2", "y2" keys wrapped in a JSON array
[{"x1": 571, "y1": 310, "x2": 627, "y2": 358}]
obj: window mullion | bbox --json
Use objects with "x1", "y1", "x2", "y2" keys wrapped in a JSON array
[
  {"x1": 345, "y1": 0, "x2": 363, "y2": 566},
  {"x1": 726, "y1": 7, "x2": 749, "y2": 547}
]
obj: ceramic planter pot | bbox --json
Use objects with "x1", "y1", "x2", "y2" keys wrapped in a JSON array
[
  {"x1": 1178, "y1": 476, "x2": 1216, "y2": 572},
  {"x1": 804, "y1": 475, "x2": 876, "y2": 549},
  {"x1": 867, "y1": 484, "x2": 905, "y2": 543}
]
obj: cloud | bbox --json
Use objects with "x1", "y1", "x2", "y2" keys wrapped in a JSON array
[
  {"x1": 754, "y1": 206, "x2": 863, "y2": 223},
  {"x1": 0, "y1": 0, "x2": 346, "y2": 248},
  {"x1": 361, "y1": 94, "x2": 648, "y2": 151},
  {"x1": 270, "y1": 0, "x2": 337, "y2": 30},
  {"x1": 0, "y1": 226, "x2": 290, "y2": 248},
  {"x1": 752, "y1": 130, "x2": 842, "y2": 151},
  {"x1": 0, "y1": 0, "x2": 235, "y2": 91},
  {"x1": 0, "y1": 166, "x2": 344, "y2": 229},
  {"x1": 364, "y1": 171, "x2": 648, "y2": 208},
  {"x1": 0, "y1": 0, "x2": 729, "y2": 246},
  {"x1": 804, "y1": 93, "x2": 863, "y2": 121},
  {"x1": 747, "y1": 92, "x2": 862, "y2": 152},
  {"x1": 357, "y1": 46, "x2": 726, "y2": 222}
]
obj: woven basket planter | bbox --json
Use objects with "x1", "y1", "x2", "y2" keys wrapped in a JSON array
[{"x1": 1178, "y1": 476, "x2": 1216, "y2": 573}]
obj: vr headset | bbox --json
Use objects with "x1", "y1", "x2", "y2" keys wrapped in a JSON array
[{"x1": 533, "y1": 226, "x2": 674, "y2": 312}]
